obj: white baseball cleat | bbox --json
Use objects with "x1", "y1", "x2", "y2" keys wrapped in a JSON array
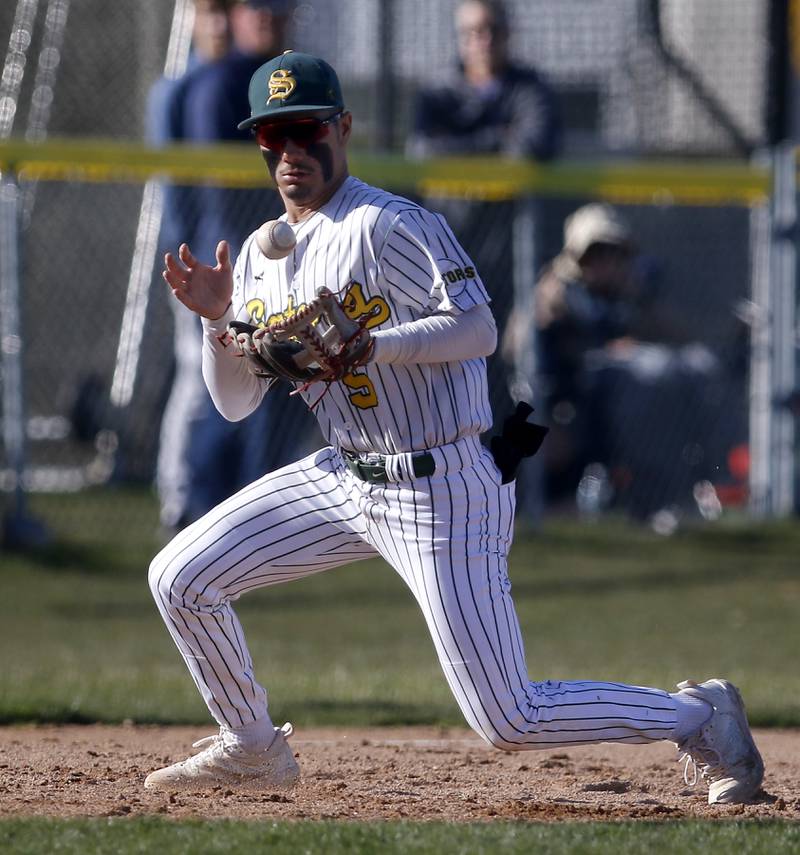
[
  {"x1": 144, "y1": 722, "x2": 300, "y2": 791},
  {"x1": 675, "y1": 679, "x2": 764, "y2": 805}
]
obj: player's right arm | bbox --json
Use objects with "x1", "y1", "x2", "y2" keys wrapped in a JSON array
[
  {"x1": 162, "y1": 240, "x2": 233, "y2": 318},
  {"x1": 162, "y1": 240, "x2": 272, "y2": 420}
]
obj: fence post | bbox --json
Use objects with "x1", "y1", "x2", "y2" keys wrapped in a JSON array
[
  {"x1": 0, "y1": 172, "x2": 48, "y2": 546},
  {"x1": 749, "y1": 145, "x2": 797, "y2": 518},
  {"x1": 768, "y1": 142, "x2": 797, "y2": 515},
  {"x1": 510, "y1": 194, "x2": 545, "y2": 525},
  {"x1": 748, "y1": 200, "x2": 772, "y2": 516},
  {"x1": 510, "y1": 195, "x2": 538, "y2": 404}
]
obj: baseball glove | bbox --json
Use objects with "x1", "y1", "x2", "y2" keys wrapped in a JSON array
[{"x1": 226, "y1": 287, "x2": 374, "y2": 386}]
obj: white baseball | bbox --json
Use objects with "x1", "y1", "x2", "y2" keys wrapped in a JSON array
[{"x1": 255, "y1": 219, "x2": 297, "y2": 260}]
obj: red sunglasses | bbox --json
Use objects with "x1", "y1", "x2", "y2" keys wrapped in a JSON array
[{"x1": 253, "y1": 112, "x2": 342, "y2": 152}]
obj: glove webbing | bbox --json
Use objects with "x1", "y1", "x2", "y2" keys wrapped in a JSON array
[{"x1": 294, "y1": 314, "x2": 375, "y2": 410}]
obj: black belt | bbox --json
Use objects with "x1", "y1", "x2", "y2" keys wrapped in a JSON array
[{"x1": 342, "y1": 449, "x2": 436, "y2": 483}]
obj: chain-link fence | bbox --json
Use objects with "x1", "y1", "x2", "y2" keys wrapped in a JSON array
[
  {"x1": 0, "y1": 0, "x2": 795, "y2": 540},
  {"x1": 0, "y1": 156, "x2": 767, "y2": 530},
  {"x1": 0, "y1": 0, "x2": 781, "y2": 153}
]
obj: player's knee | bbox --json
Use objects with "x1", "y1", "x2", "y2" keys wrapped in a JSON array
[
  {"x1": 147, "y1": 551, "x2": 173, "y2": 606},
  {"x1": 148, "y1": 547, "x2": 223, "y2": 611},
  {"x1": 148, "y1": 550, "x2": 191, "y2": 609},
  {"x1": 481, "y1": 728, "x2": 526, "y2": 752}
]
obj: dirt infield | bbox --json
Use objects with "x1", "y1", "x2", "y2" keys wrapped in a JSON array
[{"x1": 0, "y1": 725, "x2": 797, "y2": 822}]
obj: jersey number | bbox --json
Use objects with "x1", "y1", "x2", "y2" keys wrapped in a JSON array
[
  {"x1": 340, "y1": 282, "x2": 388, "y2": 410},
  {"x1": 247, "y1": 284, "x2": 389, "y2": 411},
  {"x1": 341, "y1": 373, "x2": 378, "y2": 408}
]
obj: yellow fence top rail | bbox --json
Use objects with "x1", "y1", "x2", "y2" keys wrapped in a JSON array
[{"x1": 0, "y1": 137, "x2": 771, "y2": 206}]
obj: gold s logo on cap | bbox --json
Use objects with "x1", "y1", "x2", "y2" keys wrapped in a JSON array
[{"x1": 267, "y1": 69, "x2": 296, "y2": 103}]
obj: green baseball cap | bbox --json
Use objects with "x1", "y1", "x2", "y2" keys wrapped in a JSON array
[{"x1": 237, "y1": 50, "x2": 344, "y2": 130}]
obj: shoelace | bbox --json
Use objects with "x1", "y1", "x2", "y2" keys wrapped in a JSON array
[
  {"x1": 679, "y1": 737, "x2": 725, "y2": 787},
  {"x1": 191, "y1": 734, "x2": 221, "y2": 752},
  {"x1": 191, "y1": 722, "x2": 294, "y2": 754}
]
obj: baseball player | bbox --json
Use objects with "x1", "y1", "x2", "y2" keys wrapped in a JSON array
[{"x1": 146, "y1": 51, "x2": 763, "y2": 805}]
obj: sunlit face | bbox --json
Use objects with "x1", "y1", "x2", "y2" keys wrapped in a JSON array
[
  {"x1": 455, "y1": 1, "x2": 507, "y2": 74},
  {"x1": 192, "y1": 0, "x2": 230, "y2": 62},
  {"x1": 578, "y1": 244, "x2": 632, "y2": 291},
  {"x1": 258, "y1": 111, "x2": 351, "y2": 209}
]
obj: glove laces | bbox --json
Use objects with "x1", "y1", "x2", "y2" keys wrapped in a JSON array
[{"x1": 291, "y1": 315, "x2": 375, "y2": 411}]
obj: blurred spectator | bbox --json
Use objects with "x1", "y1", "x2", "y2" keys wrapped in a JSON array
[
  {"x1": 503, "y1": 203, "x2": 725, "y2": 526},
  {"x1": 147, "y1": 1, "x2": 231, "y2": 144},
  {"x1": 147, "y1": 0, "x2": 233, "y2": 532},
  {"x1": 180, "y1": 0, "x2": 295, "y2": 253},
  {"x1": 146, "y1": 0, "x2": 232, "y2": 249},
  {"x1": 149, "y1": 0, "x2": 319, "y2": 534},
  {"x1": 407, "y1": 0, "x2": 562, "y2": 431},
  {"x1": 407, "y1": 0, "x2": 561, "y2": 159}
]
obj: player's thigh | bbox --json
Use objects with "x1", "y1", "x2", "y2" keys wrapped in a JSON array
[
  {"x1": 379, "y1": 450, "x2": 514, "y2": 625},
  {"x1": 381, "y1": 453, "x2": 523, "y2": 676},
  {"x1": 149, "y1": 447, "x2": 376, "y2": 607}
]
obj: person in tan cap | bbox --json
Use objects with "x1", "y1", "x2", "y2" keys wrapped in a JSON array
[
  {"x1": 504, "y1": 202, "x2": 720, "y2": 521},
  {"x1": 534, "y1": 203, "x2": 641, "y2": 345}
]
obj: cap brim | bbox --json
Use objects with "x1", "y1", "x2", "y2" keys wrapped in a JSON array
[
  {"x1": 591, "y1": 231, "x2": 632, "y2": 247},
  {"x1": 237, "y1": 105, "x2": 341, "y2": 131}
]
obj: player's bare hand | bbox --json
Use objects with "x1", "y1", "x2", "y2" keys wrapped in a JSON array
[{"x1": 163, "y1": 240, "x2": 233, "y2": 320}]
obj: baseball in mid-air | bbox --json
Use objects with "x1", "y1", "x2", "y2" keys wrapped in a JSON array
[{"x1": 256, "y1": 219, "x2": 296, "y2": 259}]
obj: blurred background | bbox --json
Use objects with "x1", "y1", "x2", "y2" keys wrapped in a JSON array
[{"x1": 0, "y1": 0, "x2": 798, "y2": 544}]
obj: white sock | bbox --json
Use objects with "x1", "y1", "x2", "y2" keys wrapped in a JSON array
[
  {"x1": 223, "y1": 714, "x2": 276, "y2": 753},
  {"x1": 669, "y1": 692, "x2": 713, "y2": 742}
]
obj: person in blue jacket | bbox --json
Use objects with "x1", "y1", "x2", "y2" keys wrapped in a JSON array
[{"x1": 153, "y1": 0, "x2": 319, "y2": 533}]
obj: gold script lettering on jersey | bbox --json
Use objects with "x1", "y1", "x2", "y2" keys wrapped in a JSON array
[
  {"x1": 245, "y1": 295, "x2": 308, "y2": 327},
  {"x1": 267, "y1": 70, "x2": 296, "y2": 102}
]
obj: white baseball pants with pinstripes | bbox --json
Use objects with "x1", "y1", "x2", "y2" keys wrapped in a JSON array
[{"x1": 148, "y1": 435, "x2": 678, "y2": 751}]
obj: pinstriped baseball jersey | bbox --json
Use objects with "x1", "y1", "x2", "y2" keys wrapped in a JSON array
[
  {"x1": 231, "y1": 176, "x2": 493, "y2": 454},
  {"x1": 147, "y1": 46, "x2": 765, "y2": 799}
]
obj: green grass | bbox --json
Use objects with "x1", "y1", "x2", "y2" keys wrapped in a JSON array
[
  {"x1": 1, "y1": 487, "x2": 798, "y2": 727},
  {"x1": 0, "y1": 818, "x2": 798, "y2": 855}
]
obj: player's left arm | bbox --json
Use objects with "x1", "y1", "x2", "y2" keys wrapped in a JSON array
[{"x1": 370, "y1": 305, "x2": 496, "y2": 365}]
